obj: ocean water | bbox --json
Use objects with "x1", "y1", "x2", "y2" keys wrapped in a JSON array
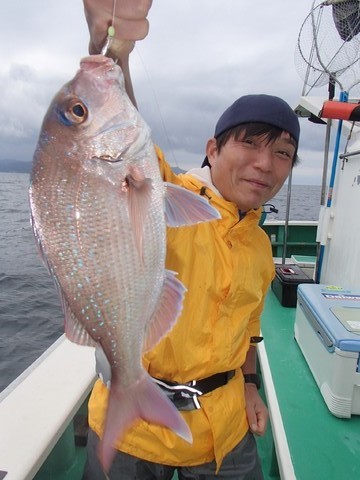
[
  {"x1": 0, "y1": 172, "x2": 321, "y2": 393},
  {"x1": 0, "y1": 173, "x2": 64, "y2": 393}
]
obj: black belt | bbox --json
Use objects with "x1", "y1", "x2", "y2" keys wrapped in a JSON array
[{"x1": 152, "y1": 370, "x2": 236, "y2": 411}]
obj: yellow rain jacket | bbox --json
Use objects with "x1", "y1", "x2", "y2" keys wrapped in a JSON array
[{"x1": 88, "y1": 147, "x2": 275, "y2": 469}]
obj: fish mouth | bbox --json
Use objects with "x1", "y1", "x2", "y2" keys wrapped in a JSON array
[
  {"x1": 80, "y1": 55, "x2": 117, "y2": 73},
  {"x1": 79, "y1": 55, "x2": 121, "y2": 83}
]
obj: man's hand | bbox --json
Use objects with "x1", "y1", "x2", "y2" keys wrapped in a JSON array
[
  {"x1": 244, "y1": 383, "x2": 268, "y2": 436},
  {"x1": 83, "y1": 0, "x2": 152, "y2": 60}
]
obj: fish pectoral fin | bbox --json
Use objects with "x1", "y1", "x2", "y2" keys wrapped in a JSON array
[
  {"x1": 62, "y1": 296, "x2": 96, "y2": 347},
  {"x1": 143, "y1": 270, "x2": 187, "y2": 352},
  {"x1": 99, "y1": 374, "x2": 192, "y2": 472},
  {"x1": 164, "y1": 182, "x2": 221, "y2": 227},
  {"x1": 126, "y1": 171, "x2": 153, "y2": 262}
]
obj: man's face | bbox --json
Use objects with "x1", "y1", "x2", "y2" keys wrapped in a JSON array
[{"x1": 207, "y1": 131, "x2": 295, "y2": 211}]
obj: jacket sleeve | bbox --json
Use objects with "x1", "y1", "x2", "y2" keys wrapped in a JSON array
[
  {"x1": 247, "y1": 295, "x2": 265, "y2": 342},
  {"x1": 247, "y1": 258, "x2": 275, "y2": 344},
  {"x1": 154, "y1": 145, "x2": 177, "y2": 182},
  {"x1": 154, "y1": 145, "x2": 190, "y2": 189}
]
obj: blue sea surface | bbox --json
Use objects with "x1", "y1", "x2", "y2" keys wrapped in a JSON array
[
  {"x1": 0, "y1": 173, "x2": 322, "y2": 393},
  {"x1": 0, "y1": 173, "x2": 63, "y2": 393}
]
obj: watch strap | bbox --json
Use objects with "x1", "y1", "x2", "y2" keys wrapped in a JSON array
[{"x1": 244, "y1": 373, "x2": 261, "y2": 390}]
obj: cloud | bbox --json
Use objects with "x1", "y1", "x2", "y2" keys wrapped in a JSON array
[
  {"x1": 0, "y1": 0, "x2": 344, "y2": 184},
  {"x1": 0, "y1": 63, "x2": 70, "y2": 160}
]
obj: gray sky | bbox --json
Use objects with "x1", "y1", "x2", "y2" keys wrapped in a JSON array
[{"x1": 0, "y1": 0, "x2": 343, "y2": 184}]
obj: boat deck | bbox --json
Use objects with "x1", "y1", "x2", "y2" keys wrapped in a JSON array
[
  {"x1": 2, "y1": 282, "x2": 360, "y2": 480},
  {"x1": 259, "y1": 289, "x2": 360, "y2": 479}
]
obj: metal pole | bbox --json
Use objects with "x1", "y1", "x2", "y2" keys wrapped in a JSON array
[
  {"x1": 315, "y1": 89, "x2": 348, "y2": 283},
  {"x1": 320, "y1": 120, "x2": 332, "y2": 206},
  {"x1": 320, "y1": 77, "x2": 335, "y2": 205},
  {"x1": 315, "y1": 77, "x2": 336, "y2": 282},
  {"x1": 282, "y1": 168, "x2": 292, "y2": 264}
]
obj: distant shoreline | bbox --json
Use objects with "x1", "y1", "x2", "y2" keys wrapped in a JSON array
[
  {"x1": 0, "y1": 164, "x2": 320, "y2": 188},
  {"x1": 0, "y1": 160, "x2": 31, "y2": 174},
  {"x1": 0, "y1": 161, "x2": 186, "y2": 175}
]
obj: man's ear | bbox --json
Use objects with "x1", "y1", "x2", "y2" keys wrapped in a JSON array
[{"x1": 206, "y1": 137, "x2": 218, "y2": 166}]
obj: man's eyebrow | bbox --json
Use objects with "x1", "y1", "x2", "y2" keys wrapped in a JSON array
[
  {"x1": 289, "y1": 139, "x2": 297, "y2": 147},
  {"x1": 281, "y1": 136, "x2": 297, "y2": 147}
]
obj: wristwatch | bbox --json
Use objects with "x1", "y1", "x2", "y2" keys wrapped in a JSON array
[{"x1": 244, "y1": 373, "x2": 261, "y2": 390}]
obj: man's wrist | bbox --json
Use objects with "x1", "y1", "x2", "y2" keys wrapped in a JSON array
[{"x1": 243, "y1": 373, "x2": 261, "y2": 390}]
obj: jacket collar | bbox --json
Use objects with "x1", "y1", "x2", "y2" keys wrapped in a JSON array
[
  {"x1": 187, "y1": 166, "x2": 223, "y2": 198},
  {"x1": 186, "y1": 166, "x2": 262, "y2": 222}
]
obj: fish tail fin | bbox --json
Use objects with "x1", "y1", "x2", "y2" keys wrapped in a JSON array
[{"x1": 98, "y1": 375, "x2": 192, "y2": 472}]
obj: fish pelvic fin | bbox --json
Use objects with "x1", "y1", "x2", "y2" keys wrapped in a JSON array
[
  {"x1": 143, "y1": 270, "x2": 187, "y2": 352},
  {"x1": 126, "y1": 169, "x2": 153, "y2": 264},
  {"x1": 98, "y1": 374, "x2": 192, "y2": 472},
  {"x1": 164, "y1": 182, "x2": 221, "y2": 227}
]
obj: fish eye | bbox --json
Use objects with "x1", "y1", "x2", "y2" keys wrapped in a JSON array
[
  {"x1": 72, "y1": 103, "x2": 86, "y2": 118},
  {"x1": 61, "y1": 98, "x2": 88, "y2": 125}
]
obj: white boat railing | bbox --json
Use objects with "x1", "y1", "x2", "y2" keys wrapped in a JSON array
[
  {"x1": 0, "y1": 335, "x2": 96, "y2": 480},
  {"x1": 263, "y1": 220, "x2": 318, "y2": 227},
  {"x1": 0, "y1": 331, "x2": 298, "y2": 480},
  {"x1": 258, "y1": 336, "x2": 296, "y2": 480}
]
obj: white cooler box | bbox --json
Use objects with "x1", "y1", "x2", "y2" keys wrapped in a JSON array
[{"x1": 294, "y1": 284, "x2": 360, "y2": 418}]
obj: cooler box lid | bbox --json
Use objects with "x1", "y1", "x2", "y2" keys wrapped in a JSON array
[
  {"x1": 297, "y1": 284, "x2": 360, "y2": 352},
  {"x1": 275, "y1": 264, "x2": 313, "y2": 285}
]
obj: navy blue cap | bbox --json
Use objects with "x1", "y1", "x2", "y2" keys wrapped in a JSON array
[{"x1": 214, "y1": 94, "x2": 300, "y2": 144}]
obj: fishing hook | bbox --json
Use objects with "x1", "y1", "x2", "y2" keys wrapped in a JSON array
[{"x1": 101, "y1": 0, "x2": 117, "y2": 56}]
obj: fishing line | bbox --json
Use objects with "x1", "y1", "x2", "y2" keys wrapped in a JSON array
[
  {"x1": 134, "y1": 45, "x2": 180, "y2": 170},
  {"x1": 110, "y1": 0, "x2": 117, "y2": 26},
  {"x1": 101, "y1": 1, "x2": 180, "y2": 170}
]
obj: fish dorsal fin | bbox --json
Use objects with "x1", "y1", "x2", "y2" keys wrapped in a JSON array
[
  {"x1": 126, "y1": 170, "x2": 153, "y2": 262},
  {"x1": 143, "y1": 270, "x2": 187, "y2": 352},
  {"x1": 164, "y1": 182, "x2": 221, "y2": 227}
]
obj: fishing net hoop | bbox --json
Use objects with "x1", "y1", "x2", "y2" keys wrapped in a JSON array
[{"x1": 295, "y1": 0, "x2": 360, "y2": 95}]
